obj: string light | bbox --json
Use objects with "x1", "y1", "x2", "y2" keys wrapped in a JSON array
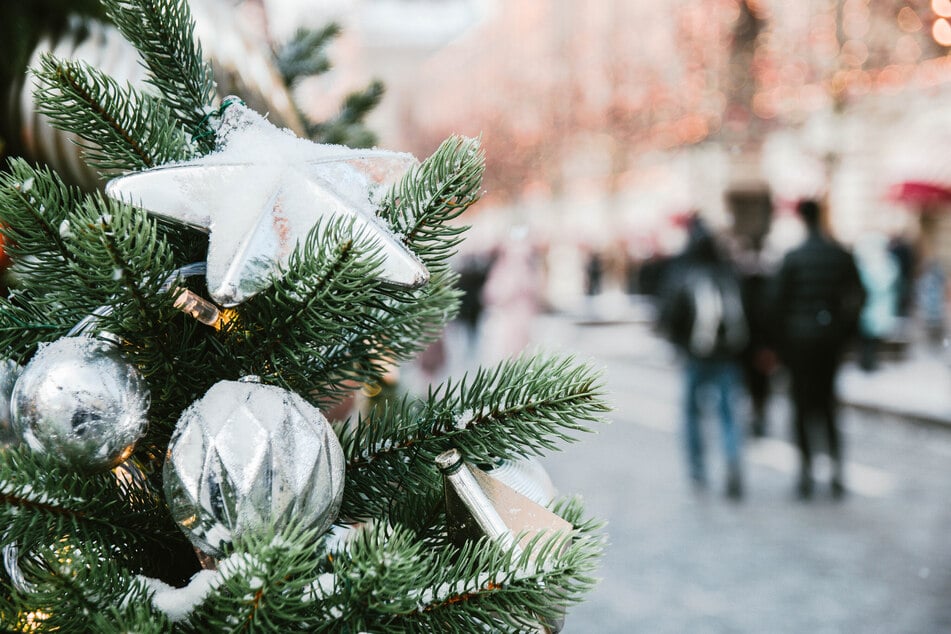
[
  {"x1": 21, "y1": 611, "x2": 50, "y2": 632},
  {"x1": 173, "y1": 289, "x2": 220, "y2": 326}
]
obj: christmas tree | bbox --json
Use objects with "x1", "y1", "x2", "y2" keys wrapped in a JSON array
[{"x1": 0, "y1": 1, "x2": 608, "y2": 631}]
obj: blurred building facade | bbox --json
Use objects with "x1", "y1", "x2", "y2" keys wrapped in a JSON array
[{"x1": 263, "y1": 0, "x2": 951, "y2": 305}]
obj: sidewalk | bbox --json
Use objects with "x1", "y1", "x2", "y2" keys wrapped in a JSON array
[{"x1": 838, "y1": 342, "x2": 951, "y2": 427}]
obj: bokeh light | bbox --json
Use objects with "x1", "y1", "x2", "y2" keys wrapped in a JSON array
[
  {"x1": 933, "y1": 17, "x2": 951, "y2": 46},
  {"x1": 933, "y1": 0, "x2": 951, "y2": 19}
]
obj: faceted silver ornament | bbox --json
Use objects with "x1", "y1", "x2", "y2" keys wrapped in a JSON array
[
  {"x1": 164, "y1": 378, "x2": 345, "y2": 557},
  {"x1": 105, "y1": 102, "x2": 428, "y2": 307},
  {"x1": 10, "y1": 337, "x2": 150, "y2": 472},
  {"x1": 0, "y1": 359, "x2": 22, "y2": 447}
]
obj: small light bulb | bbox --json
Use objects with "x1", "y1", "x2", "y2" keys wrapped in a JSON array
[{"x1": 173, "y1": 289, "x2": 220, "y2": 326}]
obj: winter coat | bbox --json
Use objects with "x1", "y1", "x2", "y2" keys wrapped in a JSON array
[{"x1": 771, "y1": 231, "x2": 865, "y2": 354}]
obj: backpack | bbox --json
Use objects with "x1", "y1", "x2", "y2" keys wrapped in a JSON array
[{"x1": 684, "y1": 268, "x2": 749, "y2": 358}]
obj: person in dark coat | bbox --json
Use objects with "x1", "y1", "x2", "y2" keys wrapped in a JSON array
[
  {"x1": 737, "y1": 246, "x2": 778, "y2": 438},
  {"x1": 454, "y1": 252, "x2": 494, "y2": 353},
  {"x1": 772, "y1": 199, "x2": 866, "y2": 499},
  {"x1": 658, "y1": 217, "x2": 748, "y2": 499}
]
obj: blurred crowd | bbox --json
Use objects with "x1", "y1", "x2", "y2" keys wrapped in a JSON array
[{"x1": 407, "y1": 197, "x2": 946, "y2": 504}]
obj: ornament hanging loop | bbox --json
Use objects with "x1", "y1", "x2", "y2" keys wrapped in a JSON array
[
  {"x1": 2, "y1": 540, "x2": 34, "y2": 594},
  {"x1": 191, "y1": 95, "x2": 246, "y2": 144}
]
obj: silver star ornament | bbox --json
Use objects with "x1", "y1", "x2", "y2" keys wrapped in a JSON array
[{"x1": 105, "y1": 102, "x2": 428, "y2": 307}]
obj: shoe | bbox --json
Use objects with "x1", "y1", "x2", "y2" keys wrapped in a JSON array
[
  {"x1": 831, "y1": 478, "x2": 846, "y2": 500},
  {"x1": 796, "y1": 475, "x2": 814, "y2": 500},
  {"x1": 726, "y1": 468, "x2": 743, "y2": 500}
]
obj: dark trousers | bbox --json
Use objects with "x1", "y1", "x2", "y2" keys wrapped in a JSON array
[{"x1": 786, "y1": 346, "x2": 843, "y2": 481}]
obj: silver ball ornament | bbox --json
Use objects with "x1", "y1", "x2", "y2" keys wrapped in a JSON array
[
  {"x1": 0, "y1": 359, "x2": 22, "y2": 447},
  {"x1": 164, "y1": 378, "x2": 345, "y2": 557},
  {"x1": 10, "y1": 337, "x2": 150, "y2": 472}
]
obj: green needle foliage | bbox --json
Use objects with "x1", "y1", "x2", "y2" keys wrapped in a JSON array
[
  {"x1": 276, "y1": 23, "x2": 383, "y2": 148},
  {"x1": 308, "y1": 80, "x2": 386, "y2": 148},
  {"x1": 277, "y1": 25, "x2": 342, "y2": 86},
  {"x1": 32, "y1": 54, "x2": 196, "y2": 174},
  {"x1": 102, "y1": 0, "x2": 216, "y2": 147},
  {"x1": 0, "y1": 0, "x2": 608, "y2": 630}
]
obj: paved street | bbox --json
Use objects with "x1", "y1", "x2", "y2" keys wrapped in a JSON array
[{"x1": 513, "y1": 310, "x2": 951, "y2": 633}]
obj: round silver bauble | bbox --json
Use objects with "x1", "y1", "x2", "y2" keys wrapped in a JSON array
[
  {"x1": 164, "y1": 378, "x2": 345, "y2": 557},
  {"x1": 0, "y1": 359, "x2": 22, "y2": 447},
  {"x1": 10, "y1": 337, "x2": 150, "y2": 472}
]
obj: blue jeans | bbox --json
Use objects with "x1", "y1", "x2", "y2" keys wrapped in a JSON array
[{"x1": 683, "y1": 357, "x2": 742, "y2": 482}]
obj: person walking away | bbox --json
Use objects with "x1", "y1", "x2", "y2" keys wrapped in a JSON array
[
  {"x1": 658, "y1": 217, "x2": 749, "y2": 499},
  {"x1": 737, "y1": 241, "x2": 778, "y2": 438},
  {"x1": 772, "y1": 199, "x2": 865, "y2": 499}
]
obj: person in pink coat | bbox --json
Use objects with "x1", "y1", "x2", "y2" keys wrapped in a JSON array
[{"x1": 479, "y1": 233, "x2": 541, "y2": 364}]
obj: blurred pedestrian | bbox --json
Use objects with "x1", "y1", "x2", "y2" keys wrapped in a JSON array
[
  {"x1": 888, "y1": 232, "x2": 916, "y2": 318},
  {"x1": 854, "y1": 232, "x2": 899, "y2": 372},
  {"x1": 771, "y1": 199, "x2": 865, "y2": 499},
  {"x1": 455, "y1": 252, "x2": 494, "y2": 354},
  {"x1": 737, "y1": 242, "x2": 778, "y2": 438},
  {"x1": 658, "y1": 216, "x2": 748, "y2": 499},
  {"x1": 917, "y1": 257, "x2": 946, "y2": 346},
  {"x1": 480, "y1": 231, "x2": 541, "y2": 364},
  {"x1": 585, "y1": 250, "x2": 603, "y2": 296}
]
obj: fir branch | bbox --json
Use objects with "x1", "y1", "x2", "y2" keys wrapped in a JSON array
[
  {"x1": 32, "y1": 54, "x2": 193, "y2": 174},
  {"x1": 339, "y1": 355, "x2": 609, "y2": 523},
  {"x1": 0, "y1": 160, "x2": 109, "y2": 348},
  {"x1": 177, "y1": 523, "x2": 329, "y2": 633},
  {"x1": 5, "y1": 536, "x2": 168, "y2": 633},
  {"x1": 316, "y1": 520, "x2": 602, "y2": 633},
  {"x1": 219, "y1": 218, "x2": 391, "y2": 391},
  {"x1": 0, "y1": 448, "x2": 197, "y2": 582},
  {"x1": 90, "y1": 598, "x2": 172, "y2": 634},
  {"x1": 0, "y1": 160, "x2": 213, "y2": 426},
  {"x1": 0, "y1": 159, "x2": 83, "y2": 278},
  {"x1": 0, "y1": 294, "x2": 65, "y2": 360},
  {"x1": 378, "y1": 136, "x2": 484, "y2": 269},
  {"x1": 122, "y1": 309, "x2": 224, "y2": 448},
  {"x1": 102, "y1": 0, "x2": 216, "y2": 147},
  {"x1": 214, "y1": 138, "x2": 480, "y2": 402},
  {"x1": 277, "y1": 24, "x2": 341, "y2": 86},
  {"x1": 373, "y1": 267, "x2": 461, "y2": 353},
  {"x1": 308, "y1": 81, "x2": 385, "y2": 149},
  {"x1": 63, "y1": 196, "x2": 216, "y2": 429},
  {"x1": 299, "y1": 267, "x2": 461, "y2": 407},
  {"x1": 65, "y1": 195, "x2": 175, "y2": 325},
  {"x1": 222, "y1": 220, "x2": 458, "y2": 408}
]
